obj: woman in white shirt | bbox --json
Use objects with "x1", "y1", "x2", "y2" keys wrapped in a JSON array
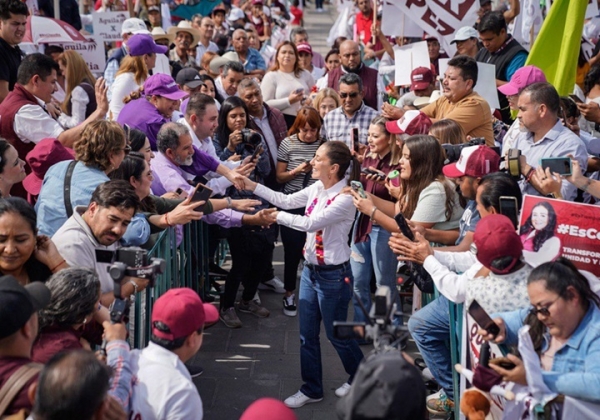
[
  {"x1": 57, "y1": 50, "x2": 97, "y2": 129},
  {"x1": 244, "y1": 141, "x2": 364, "y2": 408},
  {"x1": 260, "y1": 41, "x2": 315, "y2": 128}
]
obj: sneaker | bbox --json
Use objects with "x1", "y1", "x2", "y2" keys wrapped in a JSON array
[
  {"x1": 258, "y1": 277, "x2": 286, "y2": 293},
  {"x1": 284, "y1": 391, "x2": 323, "y2": 408},
  {"x1": 238, "y1": 299, "x2": 270, "y2": 318},
  {"x1": 283, "y1": 294, "x2": 297, "y2": 317},
  {"x1": 185, "y1": 363, "x2": 204, "y2": 378},
  {"x1": 426, "y1": 390, "x2": 454, "y2": 416},
  {"x1": 335, "y1": 382, "x2": 351, "y2": 397},
  {"x1": 220, "y1": 307, "x2": 242, "y2": 328},
  {"x1": 253, "y1": 290, "x2": 261, "y2": 305}
]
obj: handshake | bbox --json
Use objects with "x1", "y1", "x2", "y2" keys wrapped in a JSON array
[{"x1": 224, "y1": 172, "x2": 279, "y2": 227}]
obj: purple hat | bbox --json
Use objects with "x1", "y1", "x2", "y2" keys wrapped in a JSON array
[
  {"x1": 144, "y1": 73, "x2": 189, "y2": 100},
  {"x1": 127, "y1": 33, "x2": 167, "y2": 57}
]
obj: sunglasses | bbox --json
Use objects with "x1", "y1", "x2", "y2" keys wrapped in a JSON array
[
  {"x1": 529, "y1": 296, "x2": 560, "y2": 317},
  {"x1": 340, "y1": 92, "x2": 359, "y2": 99}
]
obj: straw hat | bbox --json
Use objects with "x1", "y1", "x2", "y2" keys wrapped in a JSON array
[
  {"x1": 151, "y1": 27, "x2": 174, "y2": 45},
  {"x1": 168, "y1": 21, "x2": 201, "y2": 49}
]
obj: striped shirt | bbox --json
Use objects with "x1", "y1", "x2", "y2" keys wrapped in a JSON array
[{"x1": 277, "y1": 134, "x2": 323, "y2": 194}]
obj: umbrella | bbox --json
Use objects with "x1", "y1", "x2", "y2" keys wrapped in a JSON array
[{"x1": 22, "y1": 15, "x2": 87, "y2": 44}]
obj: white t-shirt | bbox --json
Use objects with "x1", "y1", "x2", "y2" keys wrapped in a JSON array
[{"x1": 109, "y1": 72, "x2": 143, "y2": 120}]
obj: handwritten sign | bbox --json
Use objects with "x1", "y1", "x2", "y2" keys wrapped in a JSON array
[{"x1": 93, "y1": 11, "x2": 128, "y2": 41}]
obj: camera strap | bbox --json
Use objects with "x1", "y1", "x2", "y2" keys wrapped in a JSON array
[{"x1": 63, "y1": 160, "x2": 77, "y2": 219}]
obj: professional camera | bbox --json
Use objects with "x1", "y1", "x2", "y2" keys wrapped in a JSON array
[
  {"x1": 333, "y1": 286, "x2": 409, "y2": 351},
  {"x1": 241, "y1": 128, "x2": 262, "y2": 149},
  {"x1": 107, "y1": 247, "x2": 166, "y2": 323},
  {"x1": 506, "y1": 148, "x2": 522, "y2": 178},
  {"x1": 442, "y1": 137, "x2": 488, "y2": 164}
]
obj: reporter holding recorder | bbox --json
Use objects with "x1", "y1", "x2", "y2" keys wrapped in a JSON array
[{"x1": 243, "y1": 141, "x2": 364, "y2": 408}]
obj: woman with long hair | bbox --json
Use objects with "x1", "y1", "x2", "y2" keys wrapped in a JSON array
[
  {"x1": 350, "y1": 116, "x2": 402, "y2": 327},
  {"x1": 124, "y1": 125, "x2": 155, "y2": 163},
  {"x1": 57, "y1": 50, "x2": 97, "y2": 128},
  {"x1": 0, "y1": 139, "x2": 26, "y2": 198},
  {"x1": 429, "y1": 119, "x2": 465, "y2": 146},
  {"x1": 276, "y1": 107, "x2": 325, "y2": 316},
  {"x1": 480, "y1": 258, "x2": 600, "y2": 403},
  {"x1": 261, "y1": 41, "x2": 315, "y2": 128},
  {"x1": 244, "y1": 141, "x2": 364, "y2": 408},
  {"x1": 351, "y1": 134, "x2": 463, "y2": 235},
  {"x1": 519, "y1": 201, "x2": 561, "y2": 267}
]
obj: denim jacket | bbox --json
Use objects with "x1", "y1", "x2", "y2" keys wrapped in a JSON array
[{"x1": 497, "y1": 303, "x2": 600, "y2": 402}]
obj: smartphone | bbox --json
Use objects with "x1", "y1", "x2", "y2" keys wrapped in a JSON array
[
  {"x1": 468, "y1": 300, "x2": 500, "y2": 338},
  {"x1": 394, "y1": 212, "x2": 415, "y2": 241},
  {"x1": 540, "y1": 157, "x2": 572, "y2": 176},
  {"x1": 191, "y1": 183, "x2": 213, "y2": 211},
  {"x1": 350, "y1": 180, "x2": 367, "y2": 198},
  {"x1": 489, "y1": 357, "x2": 517, "y2": 370},
  {"x1": 294, "y1": 88, "x2": 304, "y2": 94},
  {"x1": 499, "y1": 196, "x2": 519, "y2": 230},
  {"x1": 175, "y1": 188, "x2": 183, "y2": 195},
  {"x1": 569, "y1": 94, "x2": 583, "y2": 104},
  {"x1": 250, "y1": 146, "x2": 261, "y2": 161},
  {"x1": 352, "y1": 127, "x2": 360, "y2": 153},
  {"x1": 361, "y1": 168, "x2": 384, "y2": 180}
]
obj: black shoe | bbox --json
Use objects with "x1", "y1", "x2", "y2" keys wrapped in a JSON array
[
  {"x1": 186, "y1": 364, "x2": 204, "y2": 378},
  {"x1": 209, "y1": 263, "x2": 229, "y2": 277}
]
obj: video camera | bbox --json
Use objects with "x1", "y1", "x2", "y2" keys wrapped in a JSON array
[
  {"x1": 333, "y1": 286, "x2": 409, "y2": 351},
  {"x1": 107, "y1": 247, "x2": 166, "y2": 324},
  {"x1": 442, "y1": 137, "x2": 501, "y2": 165}
]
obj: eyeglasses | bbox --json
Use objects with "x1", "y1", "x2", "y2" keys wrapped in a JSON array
[
  {"x1": 340, "y1": 92, "x2": 359, "y2": 99},
  {"x1": 529, "y1": 296, "x2": 560, "y2": 317}
]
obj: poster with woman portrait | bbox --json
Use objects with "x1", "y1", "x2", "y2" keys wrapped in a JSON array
[{"x1": 519, "y1": 195, "x2": 600, "y2": 276}]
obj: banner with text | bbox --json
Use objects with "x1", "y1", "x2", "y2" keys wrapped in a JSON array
[
  {"x1": 58, "y1": 37, "x2": 106, "y2": 76},
  {"x1": 93, "y1": 11, "x2": 128, "y2": 42},
  {"x1": 519, "y1": 195, "x2": 600, "y2": 276}
]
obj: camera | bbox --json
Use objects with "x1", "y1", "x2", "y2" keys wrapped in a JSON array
[
  {"x1": 240, "y1": 128, "x2": 262, "y2": 149},
  {"x1": 507, "y1": 148, "x2": 522, "y2": 178},
  {"x1": 333, "y1": 286, "x2": 408, "y2": 351},
  {"x1": 442, "y1": 137, "x2": 502, "y2": 165}
]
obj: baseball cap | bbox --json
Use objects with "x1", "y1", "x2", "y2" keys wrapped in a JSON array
[
  {"x1": 144, "y1": 73, "x2": 189, "y2": 100},
  {"x1": 147, "y1": 5, "x2": 160, "y2": 13},
  {"x1": 23, "y1": 139, "x2": 75, "y2": 196},
  {"x1": 410, "y1": 67, "x2": 434, "y2": 91},
  {"x1": 228, "y1": 7, "x2": 245, "y2": 22},
  {"x1": 480, "y1": 0, "x2": 492, "y2": 5},
  {"x1": 442, "y1": 145, "x2": 500, "y2": 178},
  {"x1": 386, "y1": 110, "x2": 433, "y2": 135},
  {"x1": 498, "y1": 65, "x2": 546, "y2": 96},
  {"x1": 240, "y1": 398, "x2": 296, "y2": 420},
  {"x1": 473, "y1": 215, "x2": 523, "y2": 275},
  {"x1": 251, "y1": 0, "x2": 263, "y2": 4},
  {"x1": 151, "y1": 288, "x2": 219, "y2": 341},
  {"x1": 336, "y1": 351, "x2": 426, "y2": 420},
  {"x1": 296, "y1": 42, "x2": 312, "y2": 55},
  {"x1": 0, "y1": 276, "x2": 51, "y2": 339},
  {"x1": 212, "y1": 4, "x2": 227, "y2": 15},
  {"x1": 127, "y1": 33, "x2": 168, "y2": 57},
  {"x1": 121, "y1": 18, "x2": 150, "y2": 35},
  {"x1": 176, "y1": 68, "x2": 204, "y2": 89},
  {"x1": 451, "y1": 26, "x2": 479, "y2": 44}
]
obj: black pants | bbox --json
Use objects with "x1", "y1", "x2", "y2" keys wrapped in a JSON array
[
  {"x1": 222, "y1": 225, "x2": 277, "y2": 309},
  {"x1": 280, "y1": 207, "x2": 306, "y2": 292}
]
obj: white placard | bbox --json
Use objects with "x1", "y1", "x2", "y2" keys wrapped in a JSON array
[
  {"x1": 93, "y1": 11, "x2": 128, "y2": 42},
  {"x1": 587, "y1": 0, "x2": 599, "y2": 19},
  {"x1": 438, "y1": 58, "x2": 500, "y2": 110},
  {"x1": 381, "y1": 1, "x2": 423, "y2": 38},
  {"x1": 59, "y1": 36, "x2": 106, "y2": 76},
  {"x1": 393, "y1": 41, "x2": 430, "y2": 86}
]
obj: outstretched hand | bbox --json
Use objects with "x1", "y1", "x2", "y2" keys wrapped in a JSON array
[{"x1": 388, "y1": 232, "x2": 432, "y2": 265}]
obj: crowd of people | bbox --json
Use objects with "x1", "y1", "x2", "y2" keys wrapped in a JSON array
[{"x1": 0, "y1": 0, "x2": 600, "y2": 419}]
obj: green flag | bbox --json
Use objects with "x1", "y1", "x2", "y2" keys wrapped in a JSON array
[{"x1": 525, "y1": 0, "x2": 587, "y2": 95}]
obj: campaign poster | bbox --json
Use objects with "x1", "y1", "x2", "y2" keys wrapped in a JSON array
[
  {"x1": 59, "y1": 37, "x2": 106, "y2": 76},
  {"x1": 93, "y1": 11, "x2": 128, "y2": 42},
  {"x1": 519, "y1": 195, "x2": 600, "y2": 276}
]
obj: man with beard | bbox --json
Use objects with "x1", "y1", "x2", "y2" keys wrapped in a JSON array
[
  {"x1": 0, "y1": 0, "x2": 27, "y2": 103},
  {"x1": 325, "y1": 40, "x2": 384, "y2": 111}
]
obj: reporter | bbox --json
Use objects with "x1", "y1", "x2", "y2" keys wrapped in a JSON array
[{"x1": 481, "y1": 258, "x2": 600, "y2": 403}]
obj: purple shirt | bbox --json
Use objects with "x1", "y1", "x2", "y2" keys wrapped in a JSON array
[
  {"x1": 150, "y1": 152, "x2": 243, "y2": 228},
  {"x1": 117, "y1": 97, "x2": 165, "y2": 149}
]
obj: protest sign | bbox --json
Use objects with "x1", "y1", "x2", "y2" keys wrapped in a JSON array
[
  {"x1": 438, "y1": 59, "x2": 500, "y2": 109},
  {"x1": 381, "y1": 1, "x2": 423, "y2": 38},
  {"x1": 519, "y1": 195, "x2": 600, "y2": 276},
  {"x1": 587, "y1": 0, "x2": 599, "y2": 20},
  {"x1": 393, "y1": 41, "x2": 430, "y2": 86},
  {"x1": 59, "y1": 37, "x2": 106, "y2": 76},
  {"x1": 93, "y1": 11, "x2": 128, "y2": 41}
]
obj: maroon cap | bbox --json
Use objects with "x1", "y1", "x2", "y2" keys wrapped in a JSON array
[
  {"x1": 473, "y1": 215, "x2": 523, "y2": 274},
  {"x1": 144, "y1": 73, "x2": 189, "y2": 101},
  {"x1": 443, "y1": 145, "x2": 500, "y2": 178},
  {"x1": 23, "y1": 139, "x2": 75, "y2": 196},
  {"x1": 251, "y1": 0, "x2": 264, "y2": 4},
  {"x1": 240, "y1": 398, "x2": 297, "y2": 420},
  {"x1": 410, "y1": 67, "x2": 434, "y2": 91},
  {"x1": 296, "y1": 42, "x2": 312, "y2": 55},
  {"x1": 151, "y1": 288, "x2": 219, "y2": 341},
  {"x1": 386, "y1": 110, "x2": 432, "y2": 135}
]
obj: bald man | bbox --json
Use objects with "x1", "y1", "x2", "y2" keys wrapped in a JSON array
[{"x1": 231, "y1": 28, "x2": 266, "y2": 79}]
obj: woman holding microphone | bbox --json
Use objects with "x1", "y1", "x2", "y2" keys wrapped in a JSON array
[{"x1": 243, "y1": 141, "x2": 364, "y2": 408}]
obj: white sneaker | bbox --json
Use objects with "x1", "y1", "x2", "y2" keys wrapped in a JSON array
[
  {"x1": 284, "y1": 391, "x2": 323, "y2": 408},
  {"x1": 258, "y1": 276, "x2": 286, "y2": 293},
  {"x1": 253, "y1": 290, "x2": 261, "y2": 305},
  {"x1": 335, "y1": 382, "x2": 351, "y2": 397},
  {"x1": 283, "y1": 294, "x2": 297, "y2": 317}
]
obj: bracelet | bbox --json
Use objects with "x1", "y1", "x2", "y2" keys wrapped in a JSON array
[
  {"x1": 370, "y1": 206, "x2": 378, "y2": 221},
  {"x1": 165, "y1": 212, "x2": 172, "y2": 227},
  {"x1": 129, "y1": 279, "x2": 139, "y2": 294},
  {"x1": 581, "y1": 178, "x2": 593, "y2": 192},
  {"x1": 226, "y1": 196, "x2": 232, "y2": 209},
  {"x1": 49, "y1": 259, "x2": 65, "y2": 272},
  {"x1": 525, "y1": 167, "x2": 535, "y2": 183}
]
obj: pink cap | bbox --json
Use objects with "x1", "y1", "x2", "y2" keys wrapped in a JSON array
[
  {"x1": 386, "y1": 110, "x2": 432, "y2": 136},
  {"x1": 442, "y1": 145, "x2": 500, "y2": 178},
  {"x1": 498, "y1": 65, "x2": 547, "y2": 96},
  {"x1": 240, "y1": 398, "x2": 297, "y2": 420}
]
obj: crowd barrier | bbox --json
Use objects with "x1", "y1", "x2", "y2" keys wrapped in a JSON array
[{"x1": 132, "y1": 221, "x2": 211, "y2": 349}]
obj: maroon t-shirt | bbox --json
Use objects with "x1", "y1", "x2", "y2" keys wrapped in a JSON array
[
  {"x1": 31, "y1": 326, "x2": 82, "y2": 364},
  {"x1": 0, "y1": 356, "x2": 38, "y2": 415}
]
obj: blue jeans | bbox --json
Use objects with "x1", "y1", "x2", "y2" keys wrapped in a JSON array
[
  {"x1": 350, "y1": 225, "x2": 401, "y2": 325},
  {"x1": 407, "y1": 295, "x2": 453, "y2": 400},
  {"x1": 298, "y1": 262, "x2": 364, "y2": 399}
]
